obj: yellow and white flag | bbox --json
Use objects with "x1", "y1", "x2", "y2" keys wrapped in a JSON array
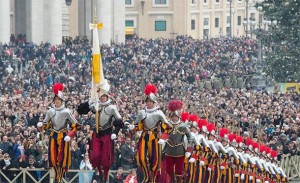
[{"x1": 89, "y1": 22, "x2": 104, "y2": 101}]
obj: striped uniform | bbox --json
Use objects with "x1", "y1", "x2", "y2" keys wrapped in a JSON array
[
  {"x1": 43, "y1": 105, "x2": 81, "y2": 182},
  {"x1": 134, "y1": 108, "x2": 172, "y2": 183}
]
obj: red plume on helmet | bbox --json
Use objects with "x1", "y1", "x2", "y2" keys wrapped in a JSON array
[
  {"x1": 252, "y1": 142, "x2": 259, "y2": 152},
  {"x1": 271, "y1": 150, "x2": 277, "y2": 159},
  {"x1": 53, "y1": 83, "x2": 64, "y2": 95},
  {"x1": 144, "y1": 84, "x2": 157, "y2": 95},
  {"x1": 219, "y1": 128, "x2": 229, "y2": 138},
  {"x1": 181, "y1": 112, "x2": 189, "y2": 122},
  {"x1": 228, "y1": 133, "x2": 236, "y2": 142},
  {"x1": 207, "y1": 123, "x2": 216, "y2": 135},
  {"x1": 189, "y1": 114, "x2": 198, "y2": 122},
  {"x1": 259, "y1": 144, "x2": 266, "y2": 154},
  {"x1": 168, "y1": 100, "x2": 183, "y2": 112},
  {"x1": 235, "y1": 136, "x2": 244, "y2": 144},
  {"x1": 245, "y1": 138, "x2": 253, "y2": 147},
  {"x1": 197, "y1": 119, "x2": 208, "y2": 129},
  {"x1": 265, "y1": 146, "x2": 272, "y2": 156}
]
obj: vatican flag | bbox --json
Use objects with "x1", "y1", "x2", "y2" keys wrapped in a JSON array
[{"x1": 89, "y1": 22, "x2": 104, "y2": 101}]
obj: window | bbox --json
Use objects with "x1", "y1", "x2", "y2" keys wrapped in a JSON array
[
  {"x1": 226, "y1": 27, "x2": 230, "y2": 36},
  {"x1": 237, "y1": 16, "x2": 241, "y2": 26},
  {"x1": 191, "y1": 20, "x2": 195, "y2": 30},
  {"x1": 192, "y1": 0, "x2": 196, "y2": 4},
  {"x1": 155, "y1": 21, "x2": 166, "y2": 31},
  {"x1": 155, "y1": 0, "x2": 167, "y2": 4},
  {"x1": 125, "y1": 20, "x2": 134, "y2": 27},
  {"x1": 203, "y1": 18, "x2": 209, "y2": 26},
  {"x1": 204, "y1": 0, "x2": 207, "y2": 3},
  {"x1": 216, "y1": 0, "x2": 219, "y2": 2},
  {"x1": 125, "y1": 0, "x2": 132, "y2": 5},
  {"x1": 227, "y1": 16, "x2": 230, "y2": 24},
  {"x1": 215, "y1": 18, "x2": 219, "y2": 28},
  {"x1": 203, "y1": 29, "x2": 209, "y2": 39}
]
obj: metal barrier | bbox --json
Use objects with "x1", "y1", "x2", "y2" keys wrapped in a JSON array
[
  {"x1": 0, "y1": 168, "x2": 131, "y2": 183},
  {"x1": 0, "y1": 168, "x2": 94, "y2": 183},
  {"x1": 280, "y1": 155, "x2": 300, "y2": 181},
  {"x1": 200, "y1": 74, "x2": 273, "y2": 90}
]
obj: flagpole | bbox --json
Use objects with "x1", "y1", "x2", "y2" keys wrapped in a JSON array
[{"x1": 90, "y1": 2, "x2": 103, "y2": 134}]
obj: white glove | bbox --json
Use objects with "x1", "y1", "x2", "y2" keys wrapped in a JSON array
[
  {"x1": 207, "y1": 167, "x2": 212, "y2": 171},
  {"x1": 158, "y1": 139, "x2": 166, "y2": 145},
  {"x1": 188, "y1": 158, "x2": 195, "y2": 163},
  {"x1": 185, "y1": 152, "x2": 191, "y2": 158},
  {"x1": 249, "y1": 176, "x2": 253, "y2": 180},
  {"x1": 111, "y1": 133, "x2": 117, "y2": 140},
  {"x1": 256, "y1": 179, "x2": 260, "y2": 183},
  {"x1": 199, "y1": 161, "x2": 205, "y2": 166},
  {"x1": 265, "y1": 181, "x2": 269, "y2": 183},
  {"x1": 235, "y1": 173, "x2": 239, "y2": 177},
  {"x1": 64, "y1": 136, "x2": 71, "y2": 142},
  {"x1": 128, "y1": 124, "x2": 135, "y2": 130},
  {"x1": 220, "y1": 166, "x2": 225, "y2": 170},
  {"x1": 241, "y1": 174, "x2": 245, "y2": 180},
  {"x1": 37, "y1": 122, "x2": 43, "y2": 128}
]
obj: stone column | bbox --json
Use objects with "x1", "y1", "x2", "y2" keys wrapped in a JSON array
[
  {"x1": 113, "y1": 0, "x2": 125, "y2": 43},
  {"x1": 97, "y1": 0, "x2": 112, "y2": 45},
  {"x1": 44, "y1": 0, "x2": 62, "y2": 45},
  {"x1": 0, "y1": 0, "x2": 10, "y2": 43},
  {"x1": 28, "y1": 0, "x2": 44, "y2": 44}
]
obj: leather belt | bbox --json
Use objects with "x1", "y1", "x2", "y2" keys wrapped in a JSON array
[
  {"x1": 52, "y1": 128, "x2": 68, "y2": 133},
  {"x1": 98, "y1": 125, "x2": 112, "y2": 131}
]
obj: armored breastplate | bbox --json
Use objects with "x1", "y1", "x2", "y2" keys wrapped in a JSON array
[
  {"x1": 98, "y1": 104, "x2": 121, "y2": 127},
  {"x1": 145, "y1": 109, "x2": 168, "y2": 129},
  {"x1": 168, "y1": 124, "x2": 186, "y2": 143},
  {"x1": 48, "y1": 108, "x2": 70, "y2": 131}
]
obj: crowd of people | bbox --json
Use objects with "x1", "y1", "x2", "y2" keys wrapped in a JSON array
[{"x1": 0, "y1": 35, "x2": 299, "y2": 183}]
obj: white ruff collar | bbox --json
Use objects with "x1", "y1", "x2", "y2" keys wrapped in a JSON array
[
  {"x1": 145, "y1": 106, "x2": 159, "y2": 113},
  {"x1": 99, "y1": 99, "x2": 111, "y2": 106},
  {"x1": 53, "y1": 104, "x2": 65, "y2": 111},
  {"x1": 170, "y1": 119, "x2": 181, "y2": 125}
]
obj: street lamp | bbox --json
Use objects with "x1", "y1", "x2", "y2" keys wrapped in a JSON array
[
  {"x1": 243, "y1": 18, "x2": 255, "y2": 39},
  {"x1": 251, "y1": 6, "x2": 265, "y2": 90},
  {"x1": 245, "y1": 0, "x2": 249, "y2": 37},
  {"x1": 249, "y1": 6, "x2": 278, "y2": 90},
  {"x1": 65, "y1": 0, "x2": 72, "y2": 6},
  {"x1": 232, "y1": 10, "x2": 235, "y2": 37}
]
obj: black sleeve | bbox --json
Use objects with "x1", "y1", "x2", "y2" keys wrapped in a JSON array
[
  {"x1": 77, "y1": 102, "x2": 90, "y2": 115},
  {"x1": 113, "y1": 119, "x2": 124, "y2": 135}
]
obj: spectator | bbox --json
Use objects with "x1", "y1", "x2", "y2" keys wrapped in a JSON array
[
  {"x1": 123, "y1": 168, "x2": 138, "y2": 183},
  {"x1": 70, "y1": 139, "x2": 82, "y2": 169},
  {"x1": 283, "y1": 141, "x2": 300, "y2": 156},
  {"x1": 79, "y1": 153, "x2": 93, "y2": 183},
  {"x1": 120, "y1": 137, "x2": 135, "y2": 170},
  {"x1": 109, "y1": 167, "x2": 126, "y2": 183},
  {"x1": 0, "y1": 153, "x2": 14, "y2": 182},
  {"x1": 27, "y1": 155, "x2": 39, "y2": 183},
  {"x1": 0, "y1": 136, "x2": 13, "y2": 157},
  {"x1": 38, "y1": 152, "x2": 50, "y2": 181},
  {"x1": 111, "y1": 143, "x2": 121, "y2": 170}
]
